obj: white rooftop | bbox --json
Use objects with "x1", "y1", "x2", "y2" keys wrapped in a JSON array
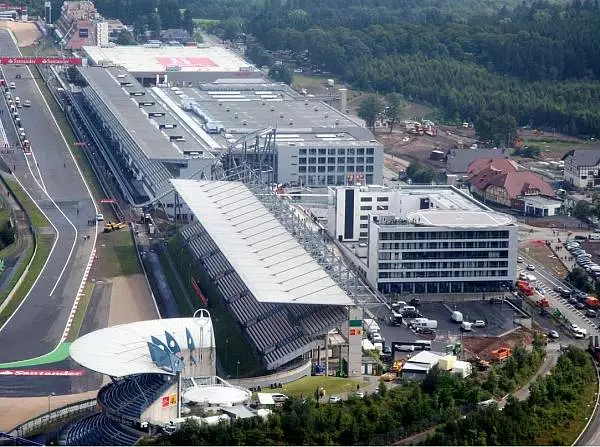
[
  {"x1": 83, "y1": 45, "x2": 255, "y2": 73},
  {"x1": 172, "y1": 179, "x2": 353, "y2": 306},
  {"x1": 405, "y1": 209, "x2": 515, "y2": 228},
  {"x1": 183, "y1": 384, "x2": 251, "y2": 406},
  {"x1": 69, "y1": 317, "x2": 214, "y2": 377}
]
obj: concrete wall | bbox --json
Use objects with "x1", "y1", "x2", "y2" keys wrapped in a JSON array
[{"x1": 227, "y1": 361, "x2": 311, "y2": 389}]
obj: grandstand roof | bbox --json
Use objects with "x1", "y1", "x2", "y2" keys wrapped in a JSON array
[
  {"x1": 171, "y1": 179, "x2": 353, "y2": 306},
  {"x1": 70, "y1": 317, "x2": 215, "y2": 377}
]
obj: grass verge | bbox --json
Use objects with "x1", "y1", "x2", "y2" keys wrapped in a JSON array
[
  {"x1": 65, "y1": 282, "x2": 95, "y2": 342},
  {"x1": 281, "y1": 376, "x2": 362, "y2": 398},
  {"x1": 166, "y1": 234, "x2": 264, "y2": 377},
  {"x1": 0, "y1": 233, "x2": 54, "y2": 327},
  {"x1": 95, "y1": 230, "x2": 142, "y2": 278},
  {"x1": 4, "y1": 178, "x2": 47, "y2": 228},
  {"x1": 158, "y1": 249, "x2": 194, "y2": 316}
]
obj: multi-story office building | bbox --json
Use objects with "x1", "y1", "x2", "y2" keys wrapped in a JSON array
[{"x1": 328, "y1": 185, "x2": 518, "y2": 294}]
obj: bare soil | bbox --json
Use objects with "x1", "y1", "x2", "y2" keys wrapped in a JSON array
[
  {"x1": 463, "y1": 327, "x2": 533, "y2": 361},
  {"x1": 521, "y1": 239, "x2": 569, "y2": 278},
  {"x1": 0, "y1": 20, "x2": 41, "y2": 47},
  {"x1": 108, "y1": 274, "x2": 158, "y2": 326}
]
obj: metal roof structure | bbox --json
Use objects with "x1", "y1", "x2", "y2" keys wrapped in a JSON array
[
  {"x1": 70, "y1": 317, "x2": 215, "y2": 377},
  {"x1": 172, "y1": 179, "x2": 353, "y2": 306},
  {"x1": 83, "y1": 45, "x2": 255, "y2": 74},
  {"x1": 405, "y1": 209, "x2": 515, "y2": 228},
  {"x1": 77, "y1": 66, "x2": 185, "y2": 161}
]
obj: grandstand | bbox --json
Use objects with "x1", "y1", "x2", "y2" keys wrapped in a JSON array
[
  {"x1": 173, "y1": 179, "x2": 362, "y2": 372},
  {"x1": 61, "y1": 314, "x2": 255, "y2": 445}
]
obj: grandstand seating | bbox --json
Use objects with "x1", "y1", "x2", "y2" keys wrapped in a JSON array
[
  {"x1": 61, "y1": 413, "x2": 139, "y2": 446},
  {"x1": 180, "y1": 221, "x2": 349, "y2": 370},
  {"x1": 97, "y1": 374, "x2": 171, "y2": 418}
]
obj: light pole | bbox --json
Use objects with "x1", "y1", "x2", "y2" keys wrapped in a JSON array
[
  {"x1": 236, "y1": 360, "x2": 240, "y2": 379},
  {"x1": 48, "y1": 392, "x2": 55, "y2": 413}
]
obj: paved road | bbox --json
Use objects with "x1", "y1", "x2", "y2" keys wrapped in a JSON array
[{"x1": 0, "y1": 29, "x2": 96, "y2": 363}]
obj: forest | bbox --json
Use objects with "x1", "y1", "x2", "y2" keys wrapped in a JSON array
[
  {"x1": 51, "y1": 0, "x2": 600, "y2": 138},
  {"x1": 137, "y1": 346, "x2": 595, "y2": 446}
]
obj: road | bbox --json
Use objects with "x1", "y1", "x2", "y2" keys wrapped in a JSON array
[{"x1": 0, "y1": 29, "x2": 96, "y2": 363}]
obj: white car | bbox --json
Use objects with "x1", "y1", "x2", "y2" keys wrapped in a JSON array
[
  {"x1": 396, "y1": 344, "x2": 415, "y2": 352},
  {"x1": 95, "y1": 213, "x2": 105, "y2": 222},
  {"x1": 517, "y1": 256, "x2": 523, "y2": 263},
  {"x1": 328, "y1": 396, "x2": 341, "y2": 403},
  {"x1": 371, "y1": 333, "x2": 384, "y2": 343},
  {"x1": 271, "y1": 393, "x2": 288, "y2": 403},
  {"x1": 9, "y1": 82, "x2": 15, "y2": 89},
  {"x1": 23, "y1": 99, "x2": 31, "y2": 107},
  {"x1": 526, "y1": 264, "x2": 536, "y2": 271}
]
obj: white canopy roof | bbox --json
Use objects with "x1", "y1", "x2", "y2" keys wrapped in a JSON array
[
  {"x1": 171, "y1": 179, "x2": 353, "y2": 306},
  {"x1": 70, "y1": 317, "x2": 214, "y2": 377}
]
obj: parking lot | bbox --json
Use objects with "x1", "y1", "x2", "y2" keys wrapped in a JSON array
[{"x1": 375, "y1": 300, "x2": 524, "y2": 357}]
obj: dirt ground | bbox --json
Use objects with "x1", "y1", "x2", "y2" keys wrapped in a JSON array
[
  {"x1": 0, "y1": 390, "x2": 101, "y2": 432},
  {"x1": 521, "y1": 239, "x2": 569, "y2": 278},
  {"x1": 108, "y1": 274, "x2": 158, "y2": 326},
  {"x1": 377, "y1": 125, "x2": 477, "y2": 166},
  {"x1": 463, "y1": 327, "x2": 533, "y2": 361},
  {"x1": 0, "y1": 20, "x2": 41, "y2": 47}
]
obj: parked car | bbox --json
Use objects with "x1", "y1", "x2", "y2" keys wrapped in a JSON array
[
  {"x1": 9, "y1": 82, "x2": 15, "y2": 89},
  {"x1": 409, "y1": 298, "x2": 421, "y2": 307},
  {"x1": 396, "y1": 344, "x2": 415, "y2": 352},
  {"x1": 554, "y1": 286, "x2": 564, "y2": 294},
  {"x1": 517, "y1": 256, "x2": 524, "y2": 263},
  {"x1": 575, "y1": 235, "x2": 588, "y2": 241},
  {"x1": 473, "y1": 320, "x2": 486, "y2": 328},
  {"x1": 586, "y1": 309, "x2": 597, "y2": 318},
  {"x1": 489, "y1": 297, "x2": 504, "y2": 304},
  {"x1": 548, "y1": 330, "x2": 560, "y2": 339},
  {"x1": 526, "y1": 264, "x2": 536, "y2": 271},
  {"x1": 576, "y1": 302, "x2": 586, "y2": 309}
]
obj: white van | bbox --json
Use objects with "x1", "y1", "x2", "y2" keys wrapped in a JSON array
[
  {"x1": 401, "y1": 305, "x2": 417, "y2": 314},
  {"x1": 590, "y1": 233, "x2": 600, "y2": 240},
  {"x1": 14, "y1": 96, "x2": 20, "y2": 107}
]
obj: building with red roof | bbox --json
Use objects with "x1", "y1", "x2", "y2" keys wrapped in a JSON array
[{"x1": 468, "y1": 158, "x2": 562, "y2": 216}]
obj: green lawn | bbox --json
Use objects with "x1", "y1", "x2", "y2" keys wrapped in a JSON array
[
  {"x1": 66, "y1": 282, "x2": 95, "y2": 342},
  {"x1": 4, "y1": 178, "x2": 48, "y2": 228},
  {"x1": 158, "y1": 248, "x2": 194, "y2": 316},
  {"x1": 522, "y1": 137, "x2": 587, "y2": 153},
  {"x1": 95, "y1": 230, "x2": 142, "y2": 278},
  {"x1": 281, "y1": 376, "x2": 362, "y2": 398},
  {"x1": 0, "y1": 233, "x2": 54, "y2": 326},
  {"x1": 166, "y1": 234, "x2": 264, "y2": 377}
]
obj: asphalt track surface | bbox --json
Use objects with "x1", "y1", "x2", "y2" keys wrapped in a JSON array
[{"x1": 0, "y1": 29, "x2": 96, "y2": 365}]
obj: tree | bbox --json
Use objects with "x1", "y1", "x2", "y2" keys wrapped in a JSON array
[
  {"x1": 475, "y1": 111, "x2": 517, "y2": 147},
  {"x1": 385, "y1": 93, "x2": 404, "y2": 132},
  {"x1": 221, "y1": 17, "x2": 244, "y2": 43},
  {"x1": 572, "y1": 200, "x2": 592, "y2": 220},
  {"x1": 566, "y1": 267, "x2": 592, "y2": 292},
  {"x1": 148, "y1": 13, "x2": 162, "y2": 37},
  {"x1": 357, "y1": 94, "x2": 384, "y2": 132},
  {"x1": 115, "y1": 29, "x2": 136, "y2": 45},
  {"x1": 182, "y1": 9, "x2": 194, "y2": 37},
  {"x1": 406, "y1": 160, "x2": 437, "y2": 184},
  {"x1": 268, "y1": 65, "x2": 293, "y2": 85}
]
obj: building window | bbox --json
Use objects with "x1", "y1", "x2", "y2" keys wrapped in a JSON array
[
  {"x1": 337, "y1": 165, "x2": 345, "y2": 172},
  {"x1": 328, "y1": 157, "x2": 335, "y2": 164},
  {"x1": 357, "y1": 148, "x2": 365, "y2": 155},
  {"x1": 366, "y1": 157, "x2": 374, "y2": 163},
  {"x1": 299, "y1": 166, "x2": 306, "y2": 173},
  {"x1": 361, "y1": 197, "x2": 373, "y2": 202},
  {"x1": 367, "y1": 148, "x2": 374, "y2": 154},
  {"x1": 299, "y1": 157, "x2": 306, "y2": 164},
  {"x1": 337, "y1": 157, "x2": 345, "y2": 164},
  {"x1": 327, "y1": 175, "x2": 335, "y2": 184},
  {"x1": 318, "y1": 166, "x2": 325, "y2": 172},
  {"x1": 357, "y1": 157, "x2": 364, "y2": 164},
  {"x1": 347, "y1": 148, "x2": 355, "y2": 155},
  {"x1": 356, "y1": 165, "x2": 364, "y2": 172},
  {"x1": 327, "y1": 165, "x2": 335, "y2": 172},
  {"x1": 360, "y1": 223, "x2": 368, "y2": 228},
  {"x1": 328, "y1": 148, "x2": 336, "y2": 155},
  {"x1": 360, "y1": 231, "x2": 368, "y2": 237},
  {"x1": 360, "y1": 215, "x2": 369, "y2": 220},
  {"x1": 377, "y1": 196, "x2": 389, "y2": 202},
  {"x1": 318, "y1": 148, "x2": 326, "y2": 155},
  {"x1": 360, "y1": 205, "x2": 372, "y2": 211},
  {"x1": 366, "y1": 165, "x2": 374, "y2": 172},
  {"x1": 346, "y1": 157, "x2": 355, "y2": 164},
  {"x1": 309, "y1": 157, "x2": 316, "y2": 164},
  {"x1": 318, "y1": 157, "x2": 326, "y2": 164},
  {"x1": 338, "y1": 148, "x2": 346, "y2": 155},
  {"x1": 308, "y1": 166, "x2": 316, "y2": 172},
  {"x1": 299, "y1": 149, "x2": 307, "y2": 155},
  {"x1": 309, "y1": 149, "x2": 316, "y2": 155}
]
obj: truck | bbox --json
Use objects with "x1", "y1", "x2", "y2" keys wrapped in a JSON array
[
  {"x1": 451, "y1": 311, "x2": 463, "y2": 323},
  {"x1": 589, "y1": 335, "x2": 600, "y2": 362},
  {"x1": 412, "y1": 319, "x2": 438, "y2": 331},
  {"x1": 363, "y1": 319, "x2": 380, "y2": 335}
]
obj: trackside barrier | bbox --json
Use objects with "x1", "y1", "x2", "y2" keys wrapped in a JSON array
[
  {"x1": 227, "y1": 360, "x2": 311, "y2": 389},
  {"x1": 572, "y1": 358, "x2": 600, "y2": 446},
  {"x1": 7, "y1": 399, "x2": 97, "y2": 438}
]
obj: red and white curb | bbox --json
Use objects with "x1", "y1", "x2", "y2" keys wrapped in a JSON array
[{"x1": 60, "y1": 247, "x2": 96, "y2": 342}]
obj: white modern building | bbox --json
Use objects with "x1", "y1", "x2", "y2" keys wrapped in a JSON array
[{"x1": 328, "y1": 185, "x2": 519, "y2": 294}]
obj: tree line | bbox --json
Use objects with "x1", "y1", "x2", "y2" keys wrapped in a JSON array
[{"x1": 138, "y1": 345, "x2": 552, "y2": 445}]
